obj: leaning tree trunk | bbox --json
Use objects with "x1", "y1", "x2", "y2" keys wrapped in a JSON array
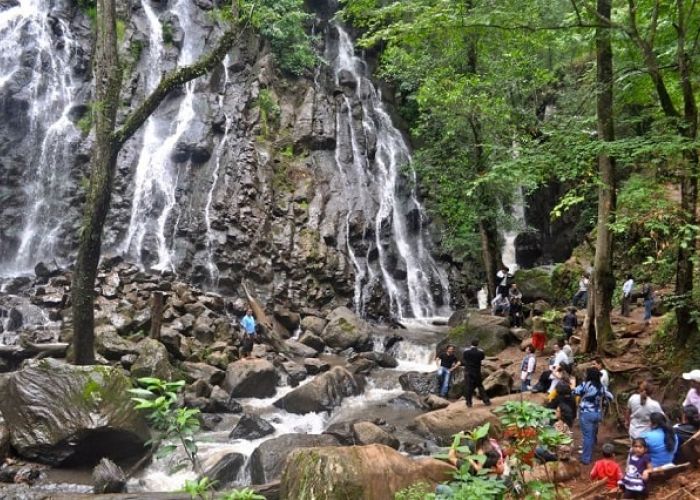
[
  {"x1": 70, "y1": 0, "x2": 250, "y2": 364},
  {"x1": 588, "y1": 0, "x2": 616, "y2": 353},
  {"x1": 71, "y1": 0, "x2": 121, "y2": 364}
]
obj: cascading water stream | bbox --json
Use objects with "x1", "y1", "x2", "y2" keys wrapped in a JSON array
[
  {"x1": 203, "y1": 56, "x2": 232, "y2": 286},
  {"x1": 1, "y1": 0, "x2": 80, "y2": 275},
  {"x1": 332, "y1": 25, "x2": 450, "y2": 319},
  {"x1": 121, "y1": 0, "x2": 202, "y2": 272}
]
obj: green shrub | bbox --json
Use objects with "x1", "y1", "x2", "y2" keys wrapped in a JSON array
[{"x1": 256, "y1": 89, "x2": 280, "y2": 137}]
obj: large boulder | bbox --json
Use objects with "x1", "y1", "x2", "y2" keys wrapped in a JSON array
[
  {"x1": 280, "y1": 444, "x2": 452, "y2": 499},
  {"x1": 273, "y1": 366, "x2": 361, "y2": 414},
  {"x1": 298, "y1": 331, "x2": 326, "y2": 352},
  {"x1": 357, "y1": 351, "x2": 398, "y2": 368},
  {"x1": 222, "y1": 359, "x2": 278, "y2": 398},
  {"x1": 413, "y1": 393, "x2": 539, "y2": 445},
  {"x1": 203, "y1": 451, "x2": 246, "y2": 490},
  {"x1": 398, "y1": 371, "x2": 438, "y2": 395},
  {"x1": 249, "y1": 433, "x2": 339, "y2": 484},
  {"x1": 95, "y1": 326, "x2": 138, "y2": 361},
  {"x1": 320, "y1": 307, "x2": 370, "y2": 350},
  {"x1": 130, "y1": 338, "x2": 174, "y2": 380},
  {"x1": 301, "y1": 315, "x2": 327, "y2": 335},
  {"x1": 284, "y1": 339, "x2": 318, "y2": 358},
  {"x1": 513, "y1": 266, "x2": 556, "y2": 303},
  {"x1": 483, "y1": 369, "x2": 514, "y2": 397},
  {"x1": 0, "y1": 359, "x2": 150, "y2": 465},
  {"x1": 442, "y1": 313, "x2": 515, "y2": 356}
]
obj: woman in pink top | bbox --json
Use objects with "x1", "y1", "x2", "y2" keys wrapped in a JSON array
[{"x1": 683, "y1": 370, "x2": 700, "y2": 412}]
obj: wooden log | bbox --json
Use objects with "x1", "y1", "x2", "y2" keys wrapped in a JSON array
[
  {"x1": 571, "y1": 479, "x2": 608, "y2": 500},
  {"x1": 241, "y1": 281, "x2": 288, "y2": 354},
  {"x1": 648, "y1": 462, "x2": 690, "y2": 481},
  {"x1": 149, "y1": 291, "x2": 164, "y2": 340},
  {"x1": 522, "y1": 460, "x2": 581, "y2": 484}
]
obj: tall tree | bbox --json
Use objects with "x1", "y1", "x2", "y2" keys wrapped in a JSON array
[
  {"x1": 584, "y1": 0, "x2": 616, "y2": 352},
  {"x1": 621, "y1": 0, "x2": 699, "y2": 345},
  {"x1": 71, "y1": 0, "x2": 247, "y2": 364}
]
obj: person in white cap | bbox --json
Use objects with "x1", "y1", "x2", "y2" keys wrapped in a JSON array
[{"x1": 682, "y1": 369, "x2": 700, "y2": 412}]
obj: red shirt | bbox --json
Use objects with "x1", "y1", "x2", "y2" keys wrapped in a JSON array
[{"x1": 590, "y1": 458, "x2": 622, "y2": 490}]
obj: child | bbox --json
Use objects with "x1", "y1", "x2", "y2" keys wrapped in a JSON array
[
  {"x1": 520, "y1": 345, "x2": 536, "y2": 392},
  {"x1": 619, "y1": 438, "x2": 652, "y2": 498},
  {"x1": 590, "y1": 442, "x2": 623, "y2": 491}
]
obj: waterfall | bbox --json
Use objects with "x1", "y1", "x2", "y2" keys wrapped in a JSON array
[
  {"x1": 203, "y1": 56, "x2": 233, "y2": 286},
  {"x1": 120, "y1": 0, "x2": 202, "y2": 272},
  {"x1": 331, "y1": 25, "x2": 449, "y2": 320},
  {"x1": 1, "y1": 0, "x2": 80, "y2": 275},
  {"x1": 501, "y1": 185, "x2": 525, "y2": 273}
]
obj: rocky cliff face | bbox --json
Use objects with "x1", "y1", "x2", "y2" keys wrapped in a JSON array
[{"x1": 0, "y1": 0, "x2": 461, "y2": 318}]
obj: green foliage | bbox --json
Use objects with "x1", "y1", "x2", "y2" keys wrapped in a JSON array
[
  {"x1": 77, "y1": 113, "x2": 92, "y2": 135},
  {"x1": 77, "y1": 0, "x2": 96, "y2": 23},
  {"x1": 183, "y1": 477, "x2": 216, "y2": 499},
  {"x1": 240, "y1": 0, "x2": 317, "y2": 76},
  {"x1": 129, "y1": 39, "x2": 144, "y2": 63},
  {"x1": 432, "y1": 401, "x2": 571, "y2": 499},
  {"x1": 129, "y1": 377, "x2": 202, "y2": 474},
  {"x1": 162, "y1": 20, "x2": 174, "y2": 45},
  {"x1": 116, "y1": 19, "x2": 126, "y2": 43},
  {"x1": 394, "y1": 482, "x2": 435, "y2": 500},
  {"x1": 256, "y1": 89, "x2": 280, "y2": 138},
  {"x1": 219, "y1": 488, "x2": 266, "y2": 500}
]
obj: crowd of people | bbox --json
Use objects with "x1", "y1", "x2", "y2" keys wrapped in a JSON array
[{"x1": 432, "y1": 267, "x2": 696, "y2": 498}]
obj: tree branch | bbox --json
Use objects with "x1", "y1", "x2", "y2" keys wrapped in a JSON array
[{"x1": 112, "y1": 7, "x2": 254, "y2": 149}]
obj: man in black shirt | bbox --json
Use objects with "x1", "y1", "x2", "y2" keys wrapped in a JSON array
[
  {"x1": 462, "y1": 339, "x2": 491, "y2": 407},
  {"x1": 435, "y1": 344, "x2": 460, "y2": 397}
]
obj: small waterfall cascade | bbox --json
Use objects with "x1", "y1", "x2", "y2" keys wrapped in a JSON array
[
  {"x1": 501, "y1": 185, "x2": 525, "y2": 273},
  {"x1": 203, "y1": 55, "x2": 233, "y2": 286},
  {"x1": 1, "y1": 0, "x2": 80, "y2": 274},
  {"x1": 120, "y1": 0, "x2": 202, "y2": 272},
  {"x1": 331, "y1": 25, "x2": 450, "y2": 319}
]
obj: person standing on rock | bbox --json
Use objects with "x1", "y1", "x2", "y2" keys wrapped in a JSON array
[
  {"x1": 462, "y1": 339, "x2": 491, "y2": 407},
  {"x1": 641, "y1": 281, "x2": 654, "y2": 326},
  {"x1": 572, "y1": 274, "x2": 590, "y2": 308},
  {"x1": 240, "y1": 308, "x2": 257, "y2": 358},
  {"x1": 496, "y1": 266, "x2": 512, "y2": 297},
  {"x1": 574, "y1": 368, "x2": 613, "y2": 465},
  {"x1": 530, "y1": 310, "x2": 547, "y2": 354},
  {"x1": 520, "y1": 345, "x2": 536, "y2": 392},
  {"x1": 621, "y1": 274, "x2": 634, "y2": 317},
  {"x1": 562, "y1": 307, "x2": 578, "y2": 341},
  {"x1": 435, "y1": 344, "x2": 460, "y2": 398}
]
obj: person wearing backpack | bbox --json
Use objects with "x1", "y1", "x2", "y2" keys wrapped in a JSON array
[{"x1": 574, "y1": 368, "x2": 613, "y2": 465}]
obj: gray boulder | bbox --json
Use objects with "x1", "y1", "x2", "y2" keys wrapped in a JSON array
[
  {"x1": 203, "y1": 452, "x2": 246, "y2": 489},
  {"x1": 300, "y1": 316, "x2": 327, "y2": 335},
  {"x1": 223, "y1": 359, "x2": 278, "y2": 398},
  {"x1": 131, "y1": 338, "x2": 174, "y2": 380},
  {"x1": 299, "y1": 331, "x2": 325, "y2": 352},
  {"x1": 483, "y1": 369, "x2": 514, "y2": 397},
  {"x1": 95, "y1": 326, "x2": 138, "y2": 361},
  {"x1": 303, "y1": 358, "x2": 330, "y2": 374},
  {"x1": 398, "y1": 371, "x2": 439, "y2": 395},
  {"x1": 181, "y1": 362, "x2": 225, "y2": 386},
  {"x1": 352, "y1": 421, "x2": 400, "y2": 449},
  {"x1": 273, "y1": 366, "x2": 361, "y2": 414},
  {"x1": 357, "y1": 351, "x2": 398, "y2": 368},
  {"x1": 284, "y1": 339, "x2": 318, "y2": 358},
  {"x1": 442, "y1": 313, "x2": 515, "y2": 356},
  {"x1": 229, "y1": 414, "x2": 275, "y2": 440},
  {"x1": 0, "y1": 359, "x2": 150, "y2": 465},
  {"x1": 92, "y1": 458, "x2": 126, "y2": 494},
  {"x1": 249, "y1": 433, "x2": 339, "y2": 484},
  {"x1": 320, "y1": 307, "x2": 370, "y2": 350},
  {"x1": 282, "y1": 361, "x2": 307, "y2": 386}
]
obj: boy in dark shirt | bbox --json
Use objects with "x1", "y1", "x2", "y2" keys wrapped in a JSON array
[
  {"x1": 462, "y1": 339, "x2": 491, "y2": 407},
  {"x1": 435, "y1": 344, "x2": 460, "y2": 398}
]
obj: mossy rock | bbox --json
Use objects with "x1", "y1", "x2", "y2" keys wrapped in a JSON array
[
  {"x1": 514, "y1": 266, "x2": 556, "y2": 303},
  {"x1": 0, "y1": 359, "x2": 150, "y2": 466},
  {"x1": 441, "y1": 313, "x2": 513, "y2": 356},
  {"x1": 280, "y1": 444, "x2": 452, "y2": 499}
]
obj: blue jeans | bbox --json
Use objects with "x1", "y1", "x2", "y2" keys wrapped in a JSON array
[
  {"x1": 437, "y1": 367, "x2": 451, "y2": 397},
  {"x1": 644, "y1": 299, "x2": 653, "y2": 321},
  {"x1": 579, "y1": 410, "x2": 601, "y2": 464},
  {"x1": 521, "y1": 378, "x2": 531, "y2": 392}
]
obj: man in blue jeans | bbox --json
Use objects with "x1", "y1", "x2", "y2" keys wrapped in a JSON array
[
  {"x1": 574, "y1": 368, "x2": 613, "y2": 464},
  {"x1": 435, "y1": 344, "x2": 460, "y2": 398}
]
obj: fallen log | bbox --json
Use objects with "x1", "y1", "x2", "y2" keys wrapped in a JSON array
[
  {"x1": 241, "y1": 281, "x2": 288, "y2": 354},
  {"x1": 570, "y1": 478, "x2": 607, "y2": 500},
  {"x1": 0, "y1": 342, "x2": 69, "y2": 359}
]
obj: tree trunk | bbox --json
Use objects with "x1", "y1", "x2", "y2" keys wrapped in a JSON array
[
  {"x1": 588, "y1": 0, "x2": 616, "y2": 353},
  {"x1": 71, "y1": 0, "x2": 121, "y2": 365},
  {"x1": 673, "y1": 0, "x2": 698, "y2": 345},
  {"x1": 70, "y1": 5, "x2": 250, "y2": 363}
]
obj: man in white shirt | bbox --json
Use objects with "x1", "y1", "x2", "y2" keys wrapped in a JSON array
[
  {"x1": 621, "y1": 274, "x2": 634, "y2": 317},
  {"x1": 553, "y1": 340, "x2": 569, "y2": 369},
  {"x1": 496, "y1": 266, "x2": 512, "y2": 297}
]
